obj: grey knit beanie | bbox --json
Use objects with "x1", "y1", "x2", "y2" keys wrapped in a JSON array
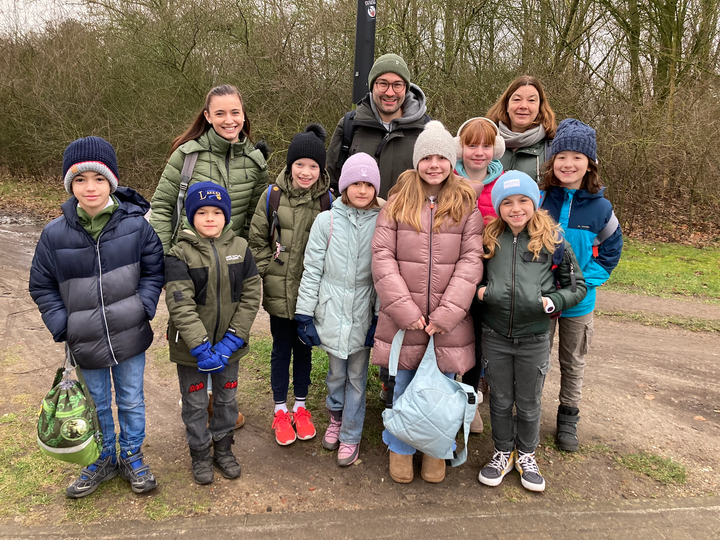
[
  {"x1": 368, "y1": 54, "x2": 411, "y2": 89},
  {"x1": 412, "y1": 121, "x2": 457, "y2": 170},
  {"x1": 549, "y1": 118, "x2": 597, "y2": 162}
]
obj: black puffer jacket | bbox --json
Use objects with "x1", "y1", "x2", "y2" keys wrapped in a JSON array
[{"x1": 29, "y1": 188, "x2": 164, "y2": 369}]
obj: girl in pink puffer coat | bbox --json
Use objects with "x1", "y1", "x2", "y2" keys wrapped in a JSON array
[{"x1": 371, "y1": 121, "x2": 484, "y2": 485}]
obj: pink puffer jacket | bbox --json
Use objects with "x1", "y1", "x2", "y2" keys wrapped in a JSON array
[{"x1": 371, "y1": 196, "x2": 484, "y2": 374}]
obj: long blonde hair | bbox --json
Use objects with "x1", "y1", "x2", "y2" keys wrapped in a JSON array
[
  {"x1": 386, "y1": 169, "x2": 476, "y2": 232},
  {"x1": 484, "y1": 208, "x2": 561, "y2": 259}
]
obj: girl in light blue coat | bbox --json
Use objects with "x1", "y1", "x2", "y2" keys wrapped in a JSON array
[{"x1": 295, "y1": 153, "x2": 382, "y2": 467}]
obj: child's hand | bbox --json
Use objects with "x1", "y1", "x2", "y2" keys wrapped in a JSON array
[
  {"x1": 542, "y1": 297, "x2": 549, "y2": 310},
  {"x1": 407, "y1": 316, "x2": 426, "y2": 331},
  {"x1": 477, "y1": 286, "x2": 486, "y2": 301},
  {"x1": 425, "y1": 322, "x2": 446, "y2": 336},
  {"x1": 295, "y1": 314, "x2": 321, "y2": 346}
]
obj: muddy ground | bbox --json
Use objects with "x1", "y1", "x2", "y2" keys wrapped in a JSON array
[{"x1": 1, "y1": 215, "x2": 718, "y2": 525}]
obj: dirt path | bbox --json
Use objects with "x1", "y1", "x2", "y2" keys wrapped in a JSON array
[{"x1": 1, "y1": 217, "x2": 718, "y2": 525}]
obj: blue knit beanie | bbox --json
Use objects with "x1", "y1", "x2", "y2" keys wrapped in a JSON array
[
  {"x1": 185, "y1": 182, "x2": 231, "y2": 226},
  {"x1": 549, "y1": 118, "x2": 597, "y2": 162},
  {"x1": 62, "y1": 136, "x2": 119, "y2": 194},
  {"x1": 491, "y1": 170, "x2": 540, "y2": 214}
]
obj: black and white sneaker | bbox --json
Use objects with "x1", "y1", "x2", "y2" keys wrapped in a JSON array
[
  {"x1": 515, "y1": 450, "x2": 545, "y2": 492},
  {"x1": 478, "y1": 448, "x2": 515, "y2": 487},
  {"x1": 65, "y1": 453, "x2": 119, "y2": 499},
  {"x1": 119, "y1": 448, "x2": 158, "y2": 494}
]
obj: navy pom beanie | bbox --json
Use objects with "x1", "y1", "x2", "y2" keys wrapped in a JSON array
[{"x1": 185, "y1": 182, "x2": 232, "y2": 226}]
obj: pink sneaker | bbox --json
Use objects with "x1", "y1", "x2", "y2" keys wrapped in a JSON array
[
  {"x1": 337, "y1": 442, "x2": 359, "y2": 466},
  {"x1": 322, "y1": 415, "x2": 342, "y2": 450},
  {"x1": 293, "y1": 407, "x2": 316, "y2": 440}
]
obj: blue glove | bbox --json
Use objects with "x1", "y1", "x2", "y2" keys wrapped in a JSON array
[
  {"x1": 365, "y1": 316, "x2": 378, "y2": 347},
  {"x1": 213, "y1": 332, "x2": 245, "y2": 363},
  {"x1": 190, "y1": 341, "x2": 225, "y2": 373},
  {"x1": 295, "y1": 314, "x2": 321, "y2": 346}
]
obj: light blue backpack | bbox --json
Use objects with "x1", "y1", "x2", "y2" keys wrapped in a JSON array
[{"x1": 382, "y1": 330, "x2": 478, "y2": 466}]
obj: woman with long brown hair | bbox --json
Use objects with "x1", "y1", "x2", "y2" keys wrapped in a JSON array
[
  {"x1": 150, "y1": 84, "x2": 269, "y2": 252},
  {"x1": 486, "y1": 76, "x2": 557, "y2": 183}
]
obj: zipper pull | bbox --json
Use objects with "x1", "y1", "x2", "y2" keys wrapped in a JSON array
[
  {"x1": 569, "y1": 259, "x2": 577, "y2": 292},
  {"x1": 175, "y1": 331, "x2": 180, "y2": 344}
]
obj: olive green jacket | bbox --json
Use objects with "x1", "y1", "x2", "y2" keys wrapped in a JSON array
[
  {"x1": 165, "y1": 225, "x2": 261, "y2": 367},
  {"x1": 248, "y1": 167, "x2": 331, "y2": 319},
  {"x1": 498, "y1": 138, "x2": 552, "y2": 184},
  {"x1": 150, "y1": 128, "x2": 269, "y2": 253}
]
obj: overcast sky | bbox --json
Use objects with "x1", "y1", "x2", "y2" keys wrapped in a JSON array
[{"x1": 0, "y1": 0, "x2": 84, "y2": 33}]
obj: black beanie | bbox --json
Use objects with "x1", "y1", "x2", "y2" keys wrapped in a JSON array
[
  {"x1": 62, "y1": 136, "x2": 119, "y2": 194},
  {"x1": 286, "y1": 123, "x2": 327, "y2": 171}
]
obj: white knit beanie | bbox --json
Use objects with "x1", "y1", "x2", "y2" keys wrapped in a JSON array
[{"x1": 412, "y1": 121, "x2": 457, "y2": 170}]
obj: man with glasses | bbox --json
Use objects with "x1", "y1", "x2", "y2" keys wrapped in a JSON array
[{"x1": 327, "y1": 54, "x2": 430, "y2": 198}]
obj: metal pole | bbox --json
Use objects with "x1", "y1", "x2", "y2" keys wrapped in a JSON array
[{"x1": 351, "y1": 0, "x2": 377, "y2": 105}]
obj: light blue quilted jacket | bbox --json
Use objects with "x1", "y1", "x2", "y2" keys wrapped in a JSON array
[{"x1": 295, "y1": 198, "x2": 380, "y2": 359}]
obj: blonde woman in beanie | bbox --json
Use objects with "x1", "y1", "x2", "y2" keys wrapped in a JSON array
[
  {"x1": 295, "y1": 153, "x2": 382, "y2": 467},
  {"x1": 371, "y1": 121, "x2": 484, "y2": 484}
]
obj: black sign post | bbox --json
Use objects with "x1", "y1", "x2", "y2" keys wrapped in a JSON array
[{"x1": 351, "y1": 0, "x2": 377, "y2": 105}]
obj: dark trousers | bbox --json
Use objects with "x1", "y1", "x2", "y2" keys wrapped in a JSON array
[
  {"x1": 177, "y1": 361, "x2": 239, "y2": 451},
  {"x1": 270, "y1": 316, "x2": 312, "y2": 403}
]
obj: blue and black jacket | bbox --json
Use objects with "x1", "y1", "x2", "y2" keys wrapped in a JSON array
[{"x1": 541, "y1": 187, "x2": 623, "y2": 317}]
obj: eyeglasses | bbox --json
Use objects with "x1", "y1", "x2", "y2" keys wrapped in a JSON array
[{"x1": 374, "y1": 80, "x2": 406, "y2": 93}]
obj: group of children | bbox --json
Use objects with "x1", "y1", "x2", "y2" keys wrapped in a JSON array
[{"x1": 29, "y1": 86, "x2": 621, "y2": 498}]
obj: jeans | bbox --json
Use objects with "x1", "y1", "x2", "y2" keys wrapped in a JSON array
[
  {"x1": 325, "y1": 349, "x2": 370, "y2": 444},
  {"x1": 270, "y1": 316, "x2": 312, "y2": 403},
  {"x1": 80, "y1": 352, "x2": 146, "y2": 455},
  {"x1": 481, "y1": 324, "x2": 550, "y2": 454},
  {"x1": 549, "y1": 312, "x2": 594, "y2": 408},
  {"x1": 177, "y1": 361, "x2": 239, "y2": 450},
  {"x1": 382, "y1": 369, "x2": 455, "y2": 455}
]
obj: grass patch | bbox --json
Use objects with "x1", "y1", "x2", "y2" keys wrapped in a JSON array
[
  {"x1": 0, "y1": 345, "x2": 23, "y2": 368},
  {"x1": 596, "y1": 310, "x2": 720, "y2": 333},
  {"x1": 0, "y1": 405, "x2": 76, "y2": 518},
  {"x1": 616, "y1": 452, "x2": 687, "y2": 485},
  {"x1": 144, "y1": 493, "x2": 185, "y2": 521},
  {"x1": 240, "y1": 336, "x2": 386, "y2": 448},
  {"x1": 502, "y1": 485, "x2": 528, "y2": 502},
  {"x1": 606, "y1": 240, "x2": 720, "y2": 300},
  {"x1": 0, "y1": 176, "x2": 67, "y2": 219}
]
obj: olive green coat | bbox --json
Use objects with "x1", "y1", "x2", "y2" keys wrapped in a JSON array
[
  {"x1": 165, "y1": 226, "x2": 261, "y2": 367},
  {"x1": 150, "y1": 128, "x2": 269, "y2": 253},
  {"x1": 248, "y1": 167, "x2": 331, "y2": 319}
]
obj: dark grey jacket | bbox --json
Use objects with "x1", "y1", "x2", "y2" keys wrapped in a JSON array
[{"x1": 29, "y1": 188, "x2": 164, "y2": 369}]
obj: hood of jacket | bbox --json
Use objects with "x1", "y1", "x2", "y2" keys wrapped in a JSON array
[
  {"x1": 61, "y1": 186, "x2": 150, "y2": 232},
  {"x1": 361, "y1": 83, "x2": 428, "y2": 129}
]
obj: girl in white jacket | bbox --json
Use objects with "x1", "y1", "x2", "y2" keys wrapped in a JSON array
[{"x1": 295, "y1": 153, "x2": 381, "y2": 466}]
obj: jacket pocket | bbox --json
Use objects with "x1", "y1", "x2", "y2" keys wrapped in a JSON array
[{"x1": 228, "y1": 262, "x2": 245, "y2": 303}]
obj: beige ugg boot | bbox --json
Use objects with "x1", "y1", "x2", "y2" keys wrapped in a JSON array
[
  {"x1": 421, "y1": 453, "x2": 446, "y2": 483},
  {"x1": 389, "y1": 450, "x2": 414, "y2": 483}
]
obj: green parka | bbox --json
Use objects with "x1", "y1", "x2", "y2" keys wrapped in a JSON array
[
  {"x1": 150, "y1": 128, "x2": 269, "y2": 253},
  {"x1": 248, "y1": 167, "x2": 331, "y2": 319},
  {"x1": 498, "y1": 138, "x2": 552, "y2": 184},
  {"x1": 479, "y1": 227, "x2": 587, "y2": 338},
  {"x1": 165, "y1": 225, "x2": 261, "y2": 367}
]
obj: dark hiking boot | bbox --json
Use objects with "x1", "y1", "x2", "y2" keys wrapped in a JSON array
[
  {"x1": 557, "y1": 405, "x2": 580, "y2": 452},
  {"x1": 190, "y1": 446, "x2": 214, "y2": 485},
  {"x1": 213, "y1": 434, "x2": 241, "y2": 479}
]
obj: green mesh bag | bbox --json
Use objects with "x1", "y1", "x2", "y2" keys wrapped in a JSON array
[{"x1": 37, "y1": 347, "x2": 102, "y2": 466}]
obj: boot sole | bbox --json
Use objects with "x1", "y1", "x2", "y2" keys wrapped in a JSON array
[
  {"x1": 322, "y1": 438, "x2": 340, "y2": 451},
  {"x1": 214, "y1": 463, "x2": 241, "y2": 479}
]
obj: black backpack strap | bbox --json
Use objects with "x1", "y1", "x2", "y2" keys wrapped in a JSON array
[
  {"x1": 171, "y1": 151, "x2": 199, "y2": 242},
  {"x1": 337, "y1": 110, "x2": 357, "y2": 170},
  {"x1": 319, "y1": 190, "x2": 333, "y2": 212},
  {"x1": 266, "y1": 184, "x2": 284, "y2": 265}
]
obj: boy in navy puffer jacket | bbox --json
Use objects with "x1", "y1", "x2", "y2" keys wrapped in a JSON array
[{"x1": 29, "y1": 137, "x2": 164, "y2": 498}]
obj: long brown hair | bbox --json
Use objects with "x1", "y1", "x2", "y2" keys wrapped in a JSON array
[
  {"x1": 386, "y1": 169, "x2": 476, "y2": 232},
  {"x1": 540, "y1": 155, "x2": 603, "y2": 194},
  {"x1": 169, "y1": 85, "x2": 252, "y2": 154},
  {"x1": 484, "y1": 208, "x2": 561, "y2": 260},
  {"x1": 486, "y1": 76, "x2": 557, "y2": 137}
]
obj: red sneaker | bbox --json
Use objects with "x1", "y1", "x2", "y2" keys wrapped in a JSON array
[
  {"x1": 293, "y1": 407, "x2": 316, "y2": 440},
  {"x1": 272, "y1": 410, "x2": 296, "y2": 446}
]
